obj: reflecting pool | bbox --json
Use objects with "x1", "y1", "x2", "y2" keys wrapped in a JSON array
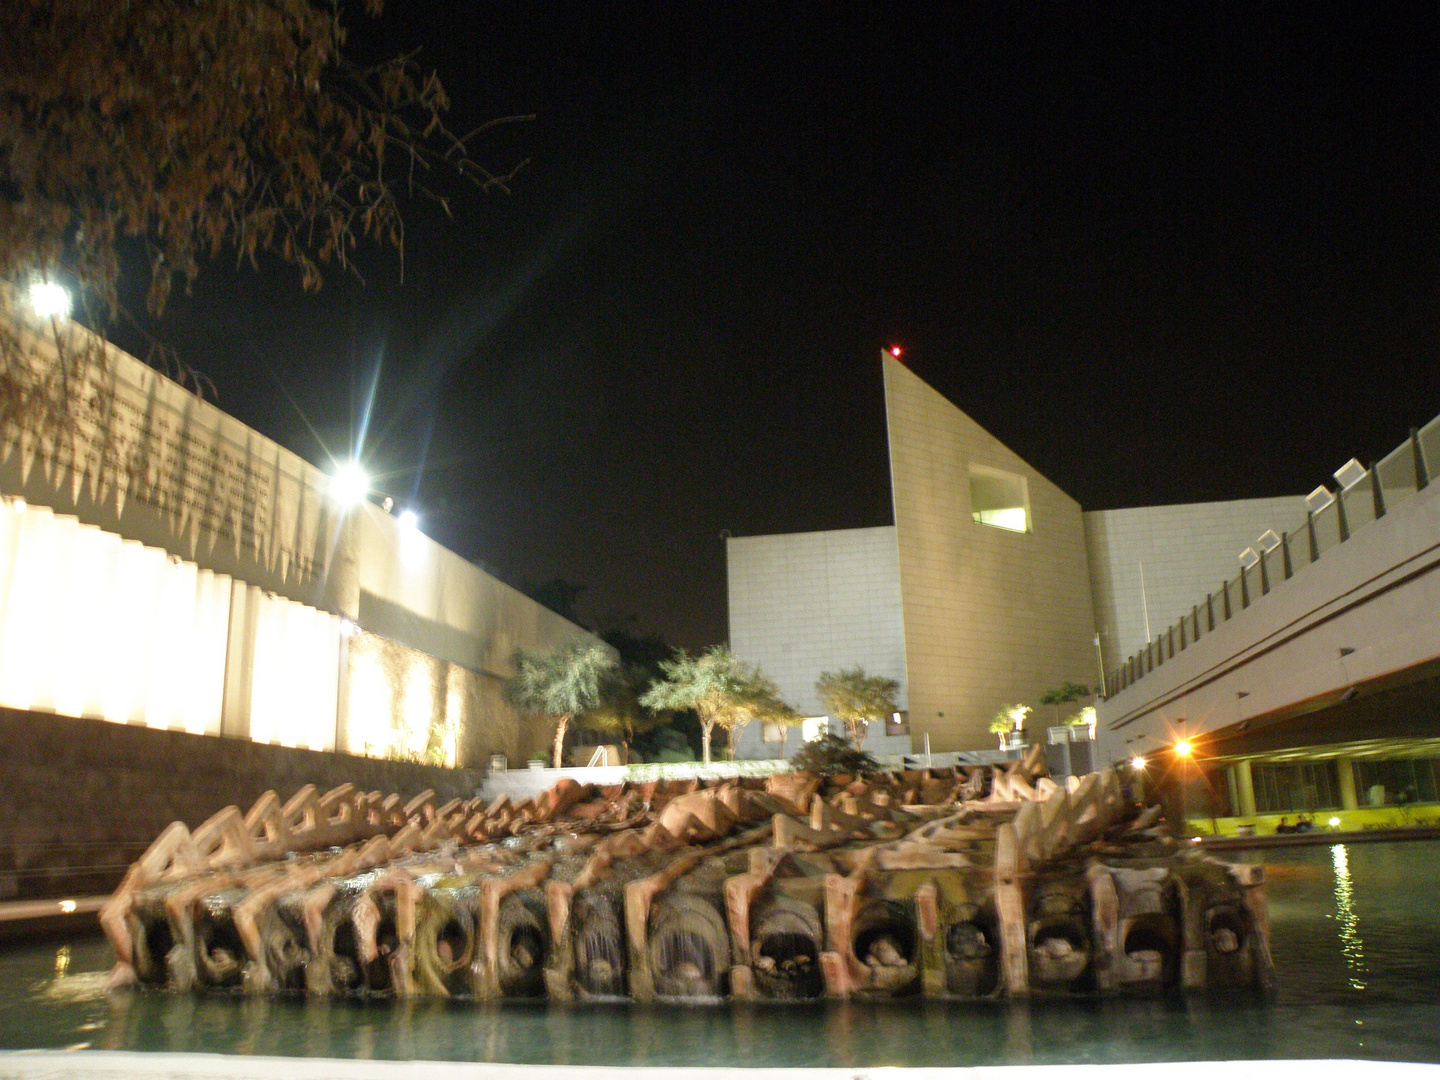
[{"x1": 4, "y1": 840, "x2": 1440, "y2": 1068}]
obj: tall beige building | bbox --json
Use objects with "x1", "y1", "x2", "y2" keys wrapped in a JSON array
[
  {"x1": 729, "y1": 354, "x2": 1304, "y2": 755},
  {"x1": 883, "y1": 355, "x2": 1098, "y2": 751}
]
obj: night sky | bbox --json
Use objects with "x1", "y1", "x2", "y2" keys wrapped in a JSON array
[{"x1": 115, "y1": 1, "x2": 1437, "y2": 650}]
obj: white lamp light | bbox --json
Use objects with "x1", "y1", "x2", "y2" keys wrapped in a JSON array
[
  {"x1": 329, "y1": 462, "x2": 369, "y2": 506},
  {"x1": 29, "y1": 281, "x2": 72, "y2": 319}
]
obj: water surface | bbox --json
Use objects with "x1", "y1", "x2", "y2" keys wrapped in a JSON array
[{"x1": 3, "y1": 840, "x2": 1439, "y2": 1067}]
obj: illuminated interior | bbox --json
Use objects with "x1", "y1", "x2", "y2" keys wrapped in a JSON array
[{"x1": 970, "y1": 466, "x2": 1030, "y2": 533}]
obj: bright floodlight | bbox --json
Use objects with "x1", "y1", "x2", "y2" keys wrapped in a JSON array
[
  {"x1": 29, "y1": 281, "x2": 71, "y2": 319},
  {"x1": 1174, "y1": 739, "x2": 1193, "y2": 758},
  {"x1": 1131, "y1": 755, "x2": 1146, "y2": 771},
  {"x1": 398, "y1": 509, "x2": 419, "y2": 530},
  {"x1": 1328, "y1": 816, "x2": 1341, "y2": 827},
  {"x1": 329, "y1": 462, "x2": 369, "y2": 506}
]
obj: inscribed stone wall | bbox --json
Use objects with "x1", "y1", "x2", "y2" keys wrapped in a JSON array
[
  {"x1": 0, "y1": 316, "x2": 351, "y2": 615},
  {"x1": 884, "y1": 355, "x2": 1098, "y2": 752}
]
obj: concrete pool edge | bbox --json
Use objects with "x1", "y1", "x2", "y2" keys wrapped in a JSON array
[{"x1": 1, "y1": 1053, "x2": 1438, "y2": 1079}]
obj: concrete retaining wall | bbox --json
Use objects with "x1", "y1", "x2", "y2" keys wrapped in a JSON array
[{"x1": 0, "y1": 706, "x2": 481, "y2": 901}]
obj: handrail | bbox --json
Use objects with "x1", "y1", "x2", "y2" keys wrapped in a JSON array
[{"x1": 1103, "y1": 412, "x2": 1439, "y2": 698}]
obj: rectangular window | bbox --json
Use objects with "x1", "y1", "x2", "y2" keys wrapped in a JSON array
[
  {"x1": 969, "y1": 465, "x2": 1030, "y2": 533},
  {"x1": 801, "y1": 716, "x2": 831, "y2": 743},
  {"x1": 1352, "y1": 759, "x2": 1440, "y2": 805},
  {"x1": 885, "y1": 710, "x2": 909, "y2": 736},
  {"x1": 1252, "y1": 761, "x2": 1341, "y2": 813}
]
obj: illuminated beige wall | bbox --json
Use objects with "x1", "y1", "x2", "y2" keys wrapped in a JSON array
[
  {"x1": 341, "y1": 630, "x2": 554, "y2": 769},
  {"x1": 0, "y1": 502, "x2": 230, "y2": 733},
  {"x1": 355, "y1": 502, "x2": 594, "y2": 680},
  {"x1": 0, "y1": 305, "x2": 598, "y2": 767},
  {"x1": 884, "y1": 355, "x2": 1097, "y2": 752},
  {"x1": 728, "y1": 526, "x2": 906, "y2": 715}
]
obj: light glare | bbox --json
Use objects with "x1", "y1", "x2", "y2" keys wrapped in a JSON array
[
  {"x1": 398, "y1": 509, "x2": 419, "y2": 530},
  {"x1": 329, "y1": 462, "x2": 369, "y2": 506},
  {"x1": 1131, "y1": 755, "x2": 1146, "y2": 770},
  {"x1": 29, "y1": 282, "x2": 71, "y2": 319},
  {"x1": 1175, "y1": 739, "x2": 1193, "y2": 757}
]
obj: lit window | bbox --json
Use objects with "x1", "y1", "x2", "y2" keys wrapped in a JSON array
[
  {"x1": 801, "y1": 716, "x2": 831, "y2": 743},
  {"x1": 969, "y1": 465, "x2": 1030, "y2": 532}
]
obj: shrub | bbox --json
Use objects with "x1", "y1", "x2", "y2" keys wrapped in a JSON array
[{"x1": 790, "y1": 733, "x2": 880, "y2": 776}]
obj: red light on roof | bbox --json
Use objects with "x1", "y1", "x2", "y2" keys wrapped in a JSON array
[{"x1": 890, "y1": 345, "x2": 903, "y2": 358}]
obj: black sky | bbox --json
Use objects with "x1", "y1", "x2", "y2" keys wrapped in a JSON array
[{"x1": 118, "y1": 1, "x2": 1438, "y2": 649}]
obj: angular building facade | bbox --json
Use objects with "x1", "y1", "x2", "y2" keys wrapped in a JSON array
[
  {"x1": 729, "y1": 354, "x2": 1309, "y2": 755},
  {"x1": 883, "y1": 354, "x2": 1099, "y2": 752}
]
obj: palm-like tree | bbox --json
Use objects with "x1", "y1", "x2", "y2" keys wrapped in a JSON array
[
  {"x1": 815, "y1": 667, "x2": 900, "y2": 748},
  {"x1": 504, "y1": 642, "x2": 616, "y2": 768},
  {"x1": 574, "y1": 662, "x2": 661, "y2": 763},
  {"x1": 640, "y1": 645, "x2": 782, "y2": 764}
]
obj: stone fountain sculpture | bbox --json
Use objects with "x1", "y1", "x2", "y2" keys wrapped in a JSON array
[{"x1": 100, "y1": 747, "x2": 1275, "y2": 1003}]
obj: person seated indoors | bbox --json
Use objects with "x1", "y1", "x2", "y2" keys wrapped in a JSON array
[
  {"x1": 1275, "y1": 817, "x2": 1296, "y2": 834},
  {"x1": 1295, "y1": 814, "x2": 1314, "y2": 832}
]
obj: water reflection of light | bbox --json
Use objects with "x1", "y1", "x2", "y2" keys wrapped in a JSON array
[{"x1": 1332, "y1": 843, "x2": 1367, "y2": 990}]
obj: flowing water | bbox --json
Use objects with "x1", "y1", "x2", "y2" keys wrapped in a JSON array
[{"x1": 3, "y1": 840, "x2": 1440, "y2": 1068}]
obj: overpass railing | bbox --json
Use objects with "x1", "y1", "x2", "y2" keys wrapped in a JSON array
[{"x1": 1102, "y1": 413, "x2": 1439, "y2": 698}]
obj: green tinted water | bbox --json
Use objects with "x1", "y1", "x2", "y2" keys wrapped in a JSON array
[{"x1": 3, "y1": 841, "x2": 1438, "y2": 1067}]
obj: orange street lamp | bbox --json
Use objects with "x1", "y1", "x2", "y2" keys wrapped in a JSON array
[{"x1": 1174, "y1": 738, "x2": 1194, "y2": 838}]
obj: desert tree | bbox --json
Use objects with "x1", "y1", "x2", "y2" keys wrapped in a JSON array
[
  {"x1": 760, "y1": 696, "x2": 806, "y2": 758},
  {"x1": 1039, "y1": 681, "x2": 1092, "y2": 728},
  {"x1": 815, "y1": 667, "x2": 900, "y2": 748},
  {"x1": 574, "y1": 662, "x2": 662, "y2": 764},
  {"x1": 0, "y1": 0, "x2": 526, "y2": 315},
  {"x1": 639, "y1": 645, "x2": 781, "y2": 764},
  {"x1": 503, "y1": 642, "x2": 616, "y2": 769},
  {"x1": 721, "y1": 670, "x2": 792, "y2": 762}
]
